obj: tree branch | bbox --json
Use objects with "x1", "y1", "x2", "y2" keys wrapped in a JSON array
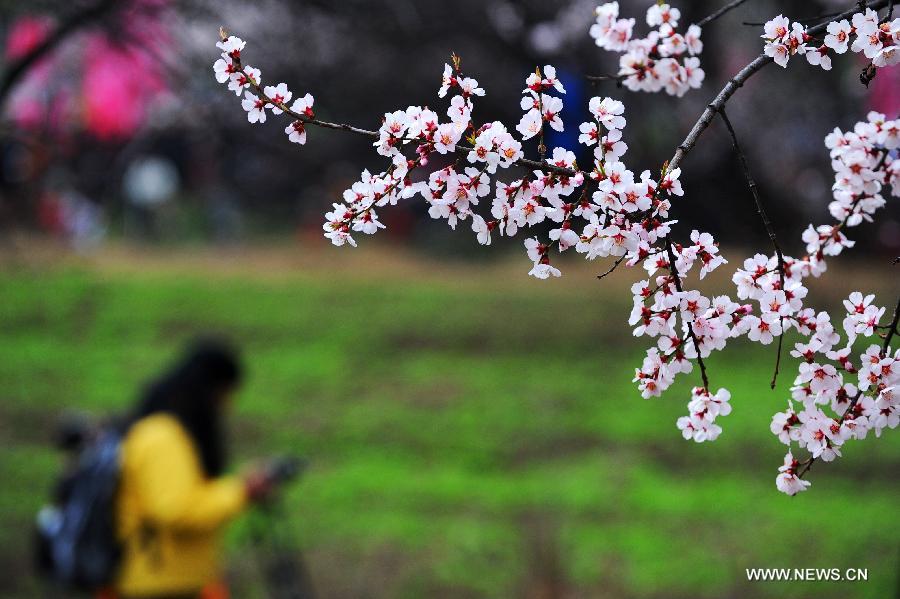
[
  {"x1": 225, "y1": 1, "x2": 893, "y2": 188},
  {"x1": 668, "y1": 0, "x2": 891, "y2": 174},
  {"x1": 224, "y1": 47, "x2": 578, "y2": 178},
  {"x1": 536, "y1": 67, "x2": 547, "y2": 161},
  {"x1": 697, "y1": 0, "x2": 752, "y2": 28},
  {"x1": 743, "y1": 8, "x2": 854, "y2": 28},
  {"x1": 0, "y1": 0, "x2": 118, "y2": 107},
  {"x1": 586, "y1": 73, "x2": 628, "y2": 85},
  {"x1": 717, "y1": 109, "x2": 786, "y2": 389},
  {"x1": 597, "y1": 254, "x2": 626, "y2": 280},
  {"x1": 882, "y1": 295, "x2": 900, "y2": 355},
  {"x1": 664, "y1": 234, "x2": 710, "y2": 390}
]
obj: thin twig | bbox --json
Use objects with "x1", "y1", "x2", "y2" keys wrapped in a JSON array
[
  {"x1": 586, "y1": 73, "x2": 628, "y2": 84},
  {"x1": 597, "y1": 255, "x2": 626, "y2": 280},
  {"x1": 536, "y1": 67, "x2": 547, "y2": 161},
  {"x1": 882, "y1": 295, "x2": 900, "y2": 355},
  {"x1": 664, "y1": 234, "x2": 710, "y2": 390},
  {"x1": 717, "y1": 111, "x2": 783, "y2": 267},
  {"x1": 770, "y1": 318, "x2": 786, "y2": 387},
  {"x1": 743, "y1": 11, "x2": 841, "y2": 27},
  {"x1": 796, "y1": 456, "x2": 814, "y2": 477},
  {"x1": 717, "y1": 109, "x2": 786, "y2": 389},
  {"x1": 697, "y1": 0, "x2": 752, "y2": 28},
  {"x1": 221, "y1": 37, "x2": 578, "y2": 178},
  {"x1": 745, "y1": 0, "x2": 894, "y2": 28}
]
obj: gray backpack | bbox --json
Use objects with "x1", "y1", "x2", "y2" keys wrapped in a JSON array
[{"x1": 35, "y1": 430, "x2": 123, "y2": 591}]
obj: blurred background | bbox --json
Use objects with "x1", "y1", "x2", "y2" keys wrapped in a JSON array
[{"x1": 0, "y1": 0, "x2": 898, "y2": 597}]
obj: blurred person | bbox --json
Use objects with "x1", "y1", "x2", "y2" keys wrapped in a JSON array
[
  {"x1": 111, "y1": 340, "x2": 273, "y2": 599},
  {"x1": 40, "y1": 168, "x2": 108, "y2": 249},
  {"x1": 122, "y1": 155, "x2": 180, "y2": 241}
]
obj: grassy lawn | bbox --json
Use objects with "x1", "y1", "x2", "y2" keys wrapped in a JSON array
[{"x1": 1, "y1": 245, "x2": 898, "y2": 598}]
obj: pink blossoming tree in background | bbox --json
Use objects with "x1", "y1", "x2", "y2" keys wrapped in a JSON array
[
  {"x1": 213, "y1": 0, "x2": 900, "y2": 495},
  {"x1": 4, "y1": 0, "x2": 170, "y2": 140}
]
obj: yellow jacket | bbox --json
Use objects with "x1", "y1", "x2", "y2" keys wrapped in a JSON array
[{"x1": 115, "y1": 413, "x2": 246, "y2": 596}]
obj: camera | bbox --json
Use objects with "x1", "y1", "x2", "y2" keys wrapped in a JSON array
[{"x1": 264, "y1": 456, "x2": 308, "y2": 486}]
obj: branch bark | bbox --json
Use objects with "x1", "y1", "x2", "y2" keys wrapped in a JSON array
[
  {"x1": 697, "y1": 0, "x2": 752, "y2": 28},
  {"x1": 882, "y1": 295, "x2": 900, "y2": 355},
  {"x1": 597, "y1": 254, "x2": 626, "y2": 280}
]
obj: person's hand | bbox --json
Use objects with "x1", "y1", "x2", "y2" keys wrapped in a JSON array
[{"x1": 243, "y1": 468, "x2": 274, "y2": 503}]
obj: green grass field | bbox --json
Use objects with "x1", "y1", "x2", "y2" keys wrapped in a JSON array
[{"x1": 1, "y1": 245, "x2": 898, "y2": 598}]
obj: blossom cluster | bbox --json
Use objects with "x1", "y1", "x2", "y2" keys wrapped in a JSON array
[
  {"x1": 628, "y1": 232, "x2": 742, "y2": 393},
  {"x1": 677, "y1": 387, "x2": 732, "y2": 442},
  {"x1": 590, "y1": 2, "x2": 704, "y2": 96},
  {"x1": 808, "y1": 113, "x2": 899, "y2": 270},
  {"x1": 327, "y1": 60, "x2": 590, "y2": 269},
  {"x1": 516, "y1": 65, "x2": 565, "y2": 141},
  {"x1": 762, "y1": 9, "x2": 900, "y2": 70},
  {"x1": 213, "y1": 35, "x2": 316, "y2": 145},
  {"x1": 726, "y1": 112, "x2": 898, "y2": 494},
  {"x1": 216, "y1": 33, "x2": 733, "y2": 407},
  {"x1": 327, "y1": 60, "x2": 523, "y2": 247},
  {"x1": 772, "y1": 303, "x2": 898, "y2": 496},
  {"x1": 214, "y1": 3, "x2": 899, "y2": 495}
]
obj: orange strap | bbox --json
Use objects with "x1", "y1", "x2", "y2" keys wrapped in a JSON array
[{"x1": 200, "y1": 581, "x2": 230, "y2": 599}]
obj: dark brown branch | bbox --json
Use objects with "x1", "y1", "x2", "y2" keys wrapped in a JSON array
[
  {"x1": 717, "y1": 109, "x2": 786, "y2": 389},
  {"x1": 882, "y1": 295, "x2": 900, "y2": 355},
  {"x1": 225, "y1": 2, "x2": 893, "y2": 188},
  {"x1": 743, "y1": 5, "x2": 865, "y2": 28},
  {"x1": 0, "y1": 0, "x2": 117, "y2": 107},
  {"x1": 224, "y1": 0, "x2": 890, "y2": 189},
  {"x1": 664, "y1": 234, "x2": 710, "y2": 390},
  {"x1": 586, "y1": 73, "x2": 628, "y2": 85},
  {"x1": 669, "y1": 0, "x2": 890, "y2": 174},
  {"x1": 697, "y1": 0, "x2": 752, "y2": 28},
  {"x1": 796, "y1": 456, "x2": 814, "y2": 477},
  {"x1": 304, "y1": 118, "x2": 379, "y2": 138},
  {"x1": 771, "y1": 317, "x2": 786, "y2": 387},
  {"x1": 717, "y1": 110, "x2": 783, "y2": 270},
  {"x1": 597, "y1": 255, "x2": 627, "y2": 280},
  {"x1": 535, "y1": 66, "x2": 548, "y2": 161}
]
